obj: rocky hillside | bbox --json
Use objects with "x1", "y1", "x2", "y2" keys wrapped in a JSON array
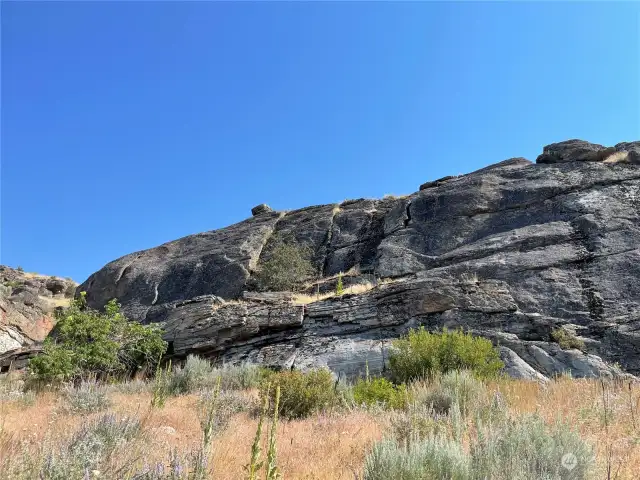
[
  {"x1": 79, "y1": 139, "x2": 640, "y2": 380},
  {"x1": 0, "y1": 266, "x2": 77, "y2": 368}
]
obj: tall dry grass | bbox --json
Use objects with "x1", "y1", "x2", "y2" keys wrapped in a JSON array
[{"x1": 0, "y1": 376, "x2": 638, "y2": 478}]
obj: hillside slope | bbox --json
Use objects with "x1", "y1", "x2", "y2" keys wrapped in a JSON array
[{"x1": 79, "y1": 140, "x2": 640, "y2": 379}]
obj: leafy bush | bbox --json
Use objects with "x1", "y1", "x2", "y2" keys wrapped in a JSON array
[
  {"x1": 262, "y1": 369, "x2": 338, "y2": 419},
  {"x1": 551, "y1": 327, "x2": 585, "y2": 351},
  {"x1": 364, "y1": 435, "x2": 470, "y2": 480},
  {"x1": 389, "y1": 327, "x2": 504, "y2": 382},
  {"x1": 254, "y1": 237, "x2": 315, "y2": 292},
  {"x1": 62, "y1": 380, "x2": 111, "y2": 414},
  {"x1": 353, "y1": 377, "x2": 408, "y2": 410},
  {"x1": 28, "y1": 292, "x2": 167, "y2": 382}
]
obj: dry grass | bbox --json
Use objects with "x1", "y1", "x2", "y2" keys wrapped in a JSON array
[
  {"x1": 1, "y1": 377, "x2": 638, "y2": 478},
  {"x1": 0, "y1": 389, "x2": 382, "y2": 479},
  {"x1": 42, "y1": 296, "x2": 72, "y2": 308},
  {"x1": 603, "y1": 151, "x2": 630, "y2": 164},
  {"x1": 496, "y1": 377, "x2": 640, "y2": 479},
  {"x1": 293, "y1": 282, "x2": 378, "y2": 305}
]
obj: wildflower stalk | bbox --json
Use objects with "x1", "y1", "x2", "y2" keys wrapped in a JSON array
[
  {"x1": 265, "y1": 385, "x2": 281, "y2": 480},
  {"x1": 247, "y1": 383, "x2": 269, "y2": 479}
]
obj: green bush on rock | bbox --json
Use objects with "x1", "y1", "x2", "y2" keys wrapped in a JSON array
[{"x1": 389, "y1": 327, "x2": 504, "y2": 382}]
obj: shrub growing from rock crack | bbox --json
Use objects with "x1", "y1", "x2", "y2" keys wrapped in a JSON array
[{"x1": 254, "y1": 237, "x2": 315, "y2": 292}]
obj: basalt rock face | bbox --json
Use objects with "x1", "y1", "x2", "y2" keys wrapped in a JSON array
[{"x1": 80, "y1": 140, "x2": 640, "y2": 380}]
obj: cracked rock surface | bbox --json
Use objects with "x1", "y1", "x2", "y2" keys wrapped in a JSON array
[
  {"x1": 79, "y1": 140, "x2": 640, "y2": 380},
  {"x1": 0, "y1": 266, "x2": 77, "y2": 368}
]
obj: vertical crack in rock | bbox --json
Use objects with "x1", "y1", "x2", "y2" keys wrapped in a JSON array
[
  {"x1": 403, "y1": 201, "x2": 413, "y2": 228},
  {"x1": 249, "y1": 211, "x2": 288, "y2": 272},
  {"x1": 321, "y1": 204, "x2": 340, "y2": 276},
  {"x1": 570, "y1": 217, "x2": 605, "y2": 322}
]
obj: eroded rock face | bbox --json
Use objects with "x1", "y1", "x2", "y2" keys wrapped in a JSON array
[
  {"x1": 0, "y1": 267, "x2": 76, "y2": 364},
  {"x1": 79, "y1": 140, "x2": 640, "y2": 380}
]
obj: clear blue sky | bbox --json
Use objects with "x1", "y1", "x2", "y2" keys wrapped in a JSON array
[{"x1": 1, "y1": 2, "x2": 639, "y2": 282}]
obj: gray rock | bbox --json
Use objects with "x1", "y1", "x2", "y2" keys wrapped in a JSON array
[
  {"x1": 251, "y1": 204, "x2": 273, "y2": 216},
  {"x1": 45, "y1": 277, "x2": 68, "y2": 295},
  {"x1": 79, "y1": 140, "x2": 640, "y2": 379},
  {"x1": 536, "y1": 139, "x2": 615, "y2": 164},
  {"x1": 615, "y1": 141, "x2": 640, "y2": 164}
]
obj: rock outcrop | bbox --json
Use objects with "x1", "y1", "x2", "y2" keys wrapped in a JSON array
[
  {"x1": 79, "y1": 140, "x2": 640, "y2": 380},
  {"x1": 0, "y1": 266, "x2": 77, "y2": 369}
]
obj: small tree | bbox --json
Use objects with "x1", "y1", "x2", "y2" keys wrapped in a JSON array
[
  {"x1": 254, "y1": 237, "x2": 315, "y2": 292},
  {"x1": 29, "y1": 292, "x2": 167, "y2": 382}
]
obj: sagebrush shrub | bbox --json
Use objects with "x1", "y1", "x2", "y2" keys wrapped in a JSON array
[
  {"x1": 62, "y1": 380, "x2": 111, "y2": 414},
  {"x1": 353, "y1": 377, "x2": 408, "y2": 410},
  {"x1": 198, "y1": 389, "x2": 255, "y2": 434},
  {"x1": 389, "y1": 327, "x2": 504, "y2": 382},
  {"x1": 16, "y1": 414, "x2": 144, "y2": 479},
  {"x1": 364, "y1": 435, "x2": 470, "y2": 480},
  {"x1": 262, "y1": 369, "x2": 338, "y2": 419},
  {"x1": 170, "y1": 356, "x2": 268, "y2": 394},
  {"x1": 470, "y1": 414, "x2": 594, "y2": 479}
]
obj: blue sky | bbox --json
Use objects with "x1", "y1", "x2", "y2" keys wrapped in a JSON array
[{"x1": 1, "y1": 2, "x2": 639, "y2": 282}]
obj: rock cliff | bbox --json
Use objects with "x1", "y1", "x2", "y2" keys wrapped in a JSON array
[
  {"x1": 0, "y1": 266, "x2": 76, "y2": 370},
  {"x1": 79, "y1": 140, "x2": 640, "y2": 380}
]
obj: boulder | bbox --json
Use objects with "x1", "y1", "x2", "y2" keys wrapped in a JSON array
[
  {"x1": 251, "y1": 204, "x2": 273, "y2": 216},
  {"x1": 536, "y1": 139, "x2": 615, "y2": 164}
]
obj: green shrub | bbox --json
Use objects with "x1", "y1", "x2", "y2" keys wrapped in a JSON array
[
  {"x1": 389, "y1": 327, "x2": 504, "y2": 382},
  {"x1": 551, "y1": 327, "x2": 585, "y2": 351},
  {"x1": 28, "y1": 292, "x2": 167, "y2": 382},
  {"x1": 262, "y1": 369, "x2": 338, "y2": 419},
  {"x1": 62, "y1": 380, "x2": 111, "y2": 414},
  {"x1": 353, "y1": 377, "x2": 408, "y2": 410},
  {"x1": 336, "y1": 272, "x2": 344, "y2": 296},
  {"x1": 254, "y1": 237, "x2": 315, "y2": 292}
]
